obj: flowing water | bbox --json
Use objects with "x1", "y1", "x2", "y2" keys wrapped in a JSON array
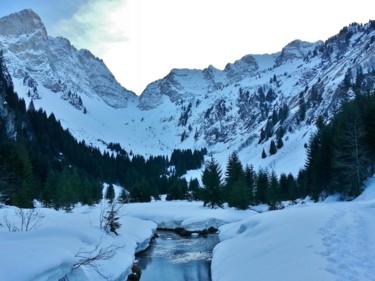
[{"x1": 137, "y1": 230, "x2": 219, "y2": 281}]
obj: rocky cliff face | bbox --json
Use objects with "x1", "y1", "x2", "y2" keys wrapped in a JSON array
[{"x1": 0, "y1": 9, "x2": 136, "y2": 110}]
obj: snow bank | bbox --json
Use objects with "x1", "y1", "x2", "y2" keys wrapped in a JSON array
[
  {"x1": 212, "y1": 179, "x2": 375, "y2": 281},
  {"x1": 0, "y1": 204, "x2": 156, "y2": 281},
  {"x1": 212, "y1": 205, "x2": 336, "y2": 281},
  {"x1": 122, "y1": 200, "x2": 255, "y2": 231}
]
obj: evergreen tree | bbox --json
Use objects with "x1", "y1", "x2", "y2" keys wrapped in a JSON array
[
  {"x1": 261, "y1": 148, "x2": 267, "y2": 159},
  {"x1": 0, "y1": 142, "x2": 35, "y2": 208},
  {"x1": 298, "y1": 97, "x2": 306, "y2": 122},
  {"x1": 287, "y1": 173, "x2": 298, "y2": 200},
  {"x1": 118, "y1": 188, "x2": 129, "y2": 204},
  {"x1": 279, "y1": 173, "x2": 289, "y2": 201},
  {"x1": 304, "y1": 134, "x2": 323, "y2": 201},
  {"x1": 244, "y1": 165, "x2": 255, "y2": 204},
  {"x1": 333, "y1": 102, "x2": 370, "y2": 197},
  {"x1": 188, "y1": 178, "x2": 200, "y2": 200},
  {"x1": 105, "y1": 184, "x2": 115, "y2": 203},
  {"x1": 166, "y1": 176, "x2": 187, "y2": 200},
  {"x1": 277, "y1": 137, "x2": 284, "y2": 149},
  {"x1": 297, "y1": 169, "x2": 308, "y2": 198},
  {"x1": 268, "y1": 170, "x2": 280, "y2": 209},
  {"x1": 131, "y1": 180, "x2": 152, "y2": 202},
  {"x1": 28, "y1": 99, "x2": 35, "y2": 112},
  {"x1": 41, "y1": 170, "x2": 57, "y2": 208},
  {"x1": 228, "y1": 176, "x2": 251, "y2": 210},
  {"x1": 201, "y1": 157, "x2": 223, "y2": 208},
  {"x1": 269, "y1": 140, "x2": 277, "y2": 155},
  {"x1": 303, "y1": 116, "x2": 335, "y2": 201},
  {"x1": 255, "y1": 169, "x2": 269, "y2": 204},
  {"x1": 224, "y1": 152, "x2": 243, "y2": 192}
]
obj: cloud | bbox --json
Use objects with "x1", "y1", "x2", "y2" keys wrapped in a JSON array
[{"x1": 52, "y1": 0, "x2": 130, "y2": 54}]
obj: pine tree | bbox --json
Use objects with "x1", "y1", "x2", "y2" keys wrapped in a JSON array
[
  {"x1": 268, "y1": 170, "x2": 280, "y2": 210},
  {"x1": 28, "y1": 100, "x2": 35, "y2": 111},
  {"x1": 261, "y1": 148, "x2": 267, "y2": 159},
  {"x1": 287, "y1": 173, "x2": 298, "y2": 200},
  {"x1": 201, "y1": 157, "x2": 223, "y2": 208},
  {"x1": 255, "y1": 169, "x2": 269, "y2": 204},
  {"x1": 13, "y1": 144, "x2": 35, "y2": 208},
  {"x1": 279, "y1": 173, "x2": 289, "y2": 201},
  {"x1": 244, "y1": 165, "x2": 255, "y2": 204},
  {"x1": 304, "y1": 134, "x2": 323, "y2": 201},
  {"x1": 118, "y1": 188, "x2": 129, "y2": 204},
  {"x1": 0, "y1": 142, "x2": 35, "y2": 208},
  {"x1": 277, "y1": 137, "x2": 284, "y2": 149},
  {"x1": 166, "y1": 176, "x2": 187, "y2": 200},
  {"x1": 105, "y1": 184, "x2": 115, "y2": 203},
  {"x1": 298, "y1": 97, "x2": 306, "y2": 122},
  {"x1": 131, "y1": 180, "x2": 152, "y2": 202},
  {"x1": 333, "y1": 102, "x2": 370, "y2": 197},
  {"x1": 228, "y1": 176, "x2": 251, "y2": 210},
  {"x1": 269, "y1": 140, "x2": 277, "y2": 155},
  {"x1": 188, "y1": 178, "x2": 200, "y2": 200},
  {"x1": 225, "y1": 152, "x2": 243, "y2": 189}
]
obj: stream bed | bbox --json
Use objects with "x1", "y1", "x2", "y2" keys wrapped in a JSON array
[{"x1": 136, "y1": 230, "x2": 219, "y2": 281}]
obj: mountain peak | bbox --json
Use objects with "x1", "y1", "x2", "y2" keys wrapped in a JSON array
[
  {"x1": 0, "y1": 9, "x2": 47, "y2": 38},
  {"x1": 274, "y1": 39, "x2": 322, "y2": 66},
  {"x1": 0, "y1": 9, "x2": 136, "y2": 109}
]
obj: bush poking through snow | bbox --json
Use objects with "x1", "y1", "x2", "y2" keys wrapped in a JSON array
[
  {"x1": 1, "y1": 208, "x2": 44, "y2": 232},
  {"x1": 99, "y1": 200, "x2": 122, "y2": 235}
]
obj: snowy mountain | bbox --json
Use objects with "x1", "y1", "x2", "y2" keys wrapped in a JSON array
[
  {"x1": 1, "y1": 9, "x2": 375, "y2": 175},
  {"x1": 0, "y1": 9, "x2": 136, "y2": 109}
]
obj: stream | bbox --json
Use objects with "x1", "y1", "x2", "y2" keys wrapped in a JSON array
[{"x1": 136, "y1": 230, "x2": 219, "y2": 281}]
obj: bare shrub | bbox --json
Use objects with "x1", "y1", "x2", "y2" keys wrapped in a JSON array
[
  {"x1": 71, "y1": 243, "x2": 121, "y2": 280},
  {"x1": 1, "y1": 208, "x2": 44, "y2": 232}
]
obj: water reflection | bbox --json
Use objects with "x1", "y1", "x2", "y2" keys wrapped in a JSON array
[{"x1": 137, "y1": 230, "x2": 219, "y2": 281}]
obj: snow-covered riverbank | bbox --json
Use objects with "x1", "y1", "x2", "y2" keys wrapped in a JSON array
[
  {"x1": 0, "y1": 204, "x2": 157, "y2": 281},
  {"x1": 1, "y1": 176, "x2": 375, "y2": 281},
  {"x1": 212, "y1": 176, "x2": 375, "y2": 281},
  {"x1": 0, "y1": 199, "x2": 252, "y2": 281}
]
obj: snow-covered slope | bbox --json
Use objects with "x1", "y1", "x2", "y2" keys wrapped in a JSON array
[{"x1": 1, "y1": 10, "x2": 375, "y2": 175}]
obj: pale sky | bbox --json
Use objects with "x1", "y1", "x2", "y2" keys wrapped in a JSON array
[{"x1": 1, "y1": 0, "x2": 374, "y2": 94}]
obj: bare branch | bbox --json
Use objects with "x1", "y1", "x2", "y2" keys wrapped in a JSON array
[
  {"x1": 1, "y1": 208, "x2": 44, "y2": 232},
  {"x1": 71, "y1": 243, "x2": 122, "y2": 280},
  {"x1": 2, "y1": 210, "x2": 16, "y2": 232}
]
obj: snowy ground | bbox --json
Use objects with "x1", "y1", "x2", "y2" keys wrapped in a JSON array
[
  {"x1": 0, "y1": 203, "x2": 156, "y2": 281},
  {"x1": 213, "y1": 176, "x2": 375, "y2": 281},
  {"x1": 1, "y1": 177, "x2": 375, "y2": 281}
]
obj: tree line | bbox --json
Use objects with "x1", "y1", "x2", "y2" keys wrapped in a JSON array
[
  {"x1": 300, "y1": 92, "x2": 375, "y2": 200},
  {"x1": 199, "y1": 153, "x2": 301, "y2": 210},
  {"x1": 200, "y1": 90, "x2": 375, "y2": 210}
]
